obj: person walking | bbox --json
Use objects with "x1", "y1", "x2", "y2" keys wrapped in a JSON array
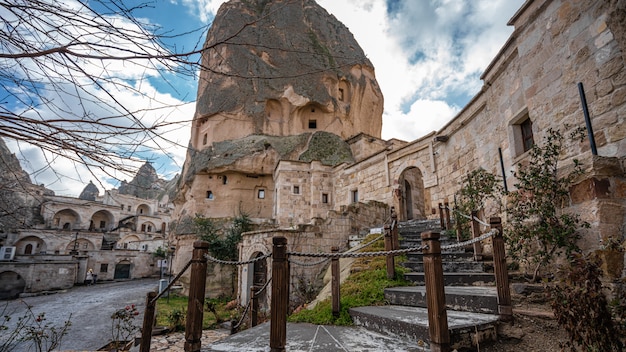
[{"x1": 86, "y1": 269, "x2": 94, "y2": 286}]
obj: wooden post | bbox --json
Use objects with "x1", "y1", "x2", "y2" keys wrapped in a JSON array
[
  {"x1": 139, "y1": 291, "x2": 157, "y2": 352},
  {"x1": 384, "y1": 226, "x2": 395, "y2": 279},
  {"x1": 270, "y1": 237, "x2": 288, "y2": 352},
  {"x1": 490, "y1": 217, "x2": 513, "y2": 322},
  {"x1": 439, "y1": 203, "x2": 445, "y2": 229},
  {"x1": 391, "y1": 207, "x2": 399, "y2": 250},
  {"x1": 331, "y1": 246, "x2": 340, "y2": 317},
  {"x1": 444, "y1": 202, "x2": 451, "y2": 230},
  {"x1": 470, "y1": 211, "x2": 483, "y2": 261},
  {"x1": 184, "y1": 241, "x2": 209, "y2": 352},
  {"x1": 421, "y1": 231, "x2": 450, "y2": 352},
  {"x1": 250, "y1": 286, "x2": 259, "y2": 327}
]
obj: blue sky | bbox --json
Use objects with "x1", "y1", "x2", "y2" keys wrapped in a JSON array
[{"x1": 4, "y1": 0, "x2": 524, "y2": 196}]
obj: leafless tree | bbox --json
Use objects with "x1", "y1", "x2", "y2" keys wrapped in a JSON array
[{"x1": 0, "y1": 0, "x2": 206, "y2": 182}]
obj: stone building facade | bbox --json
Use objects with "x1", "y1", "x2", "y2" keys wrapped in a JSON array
[
  {"x1": 0, "y1": 176, "x2": 175, "y2": 299},
  {"x1": 172, "y1": 0, "x2": 625, "y2": 304}
]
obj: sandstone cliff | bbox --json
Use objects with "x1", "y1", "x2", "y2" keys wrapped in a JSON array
[{"x1": 192, "y1": 0, "x2": 383, "y2": 147}]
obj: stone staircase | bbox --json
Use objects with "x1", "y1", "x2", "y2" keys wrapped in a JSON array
[{"x1": 349, "y1": 219, "x2": 502, "y2": 350}]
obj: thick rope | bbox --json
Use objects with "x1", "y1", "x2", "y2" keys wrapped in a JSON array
[
  {"x1": 288, "y1": 233, "x2": 386, "y2": 266},
  {"x1": 441, "y1": 228, "x2": 498, "y2": 251},
  {"x1": 204, "y1": 252, "x2": 272, "y2": 266},
  {"x1": 150, "y1": 259, "x2": 193, "y2": 304},
  {"x1": 287, "y1": 245, "x2": 428, "y2": 258}
]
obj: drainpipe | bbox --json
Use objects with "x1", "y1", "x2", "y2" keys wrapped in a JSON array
[{"x1": 577, "y1": 82, "x2": 598, "y2": 155}]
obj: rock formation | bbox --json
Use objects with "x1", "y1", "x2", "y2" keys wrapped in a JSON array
[{"x1": 174, "y1": 0, "x2": 384, "y2": 223}]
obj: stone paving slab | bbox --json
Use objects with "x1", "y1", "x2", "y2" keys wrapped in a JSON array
[{"x1": 204, "y1": 322, "x2": 425, "y2": 351}]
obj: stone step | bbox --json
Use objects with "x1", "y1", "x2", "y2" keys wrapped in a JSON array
[
  {"x1": 403, "y1": 260, "x2": 487, "y2": 273},
  {"x1": 349, "y1": 305, "x2": 498, "y2": 350},
  {"x1": 404, "y1": 272, "x2": 496, "y2": 286},
  {"x1": 385, "y1": 286, "x2": 499, "y2": 314},
  {"x1": 406, "y1": 251, "x2": 475, "y2": 261}
]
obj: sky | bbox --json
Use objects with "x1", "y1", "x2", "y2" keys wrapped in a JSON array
[{"x1": 3, "y1": 0, "x2": 524, "y2": 196}]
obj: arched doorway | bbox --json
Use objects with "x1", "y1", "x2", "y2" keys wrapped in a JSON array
[
  {"x1": 0, "y1": 271, "x2": 26, "y2": 299},
  {"x1": 252, "y1": 252, "x2": 268, "y2": 308},
  {"x1": 25, "y1": 244, "x2": 33, "y2": 254},
  {"x1": 398, "y1": 167, "x2": 426, "y2": 221},
  {"x1": 114, "y1": 260, "x2": 131, "y2": 279}
]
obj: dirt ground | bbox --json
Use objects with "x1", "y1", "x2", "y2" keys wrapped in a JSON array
[{"x1": 480, "y1": 289, "x2": 569, "y2": 352}]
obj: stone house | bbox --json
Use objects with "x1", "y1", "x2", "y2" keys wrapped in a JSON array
[{"x1": 0, "y1": 176, "x2": 175, "y2": 299}]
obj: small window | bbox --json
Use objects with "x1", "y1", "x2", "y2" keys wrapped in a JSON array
[
  {"x1": 99, "y1": 220, "x2": 106, "y2": 228},
  {"x1": 100, "y1": 264, "x2": 108, "y2": 273},
  {"x1": 82, "y1": 242, "x2": 88, "y2": 249},
  {"x1": 147, "y1": 225, "x2": 152, "y2": 232},
  {"x1": 351, "y1": 190, "x2": 358, "y2": 203},
  {"x1": 139, "y1": 208, "x2": 144, "y2": 214},
  {"x1": 141, "y1": 224, "x2": 146, "y2": 232},
  {"x1": 322, "y1": 193, "x2": 329, "y2": 204},
  {"x1": 206, "y1": 190, "x2": 214, "y2": 199},
  {"x1": 222, "y1": 176, "x2": 228, "y2": 185},
  {"x1": 311, "y1": 108, "x2": 315, "y2": 113},
  {"x1": 308, "y1": 120, "x2": 317, "y2": 129},
  {"x1": 521, "y1": 118, "x2": 534, "y2": 152},
  {"x1": 120, "y1": 204, "x2": 124, "y2": 210},
  {"x1": 127, "y1": 205, "x2": 131, "y2": 211},
  {"x1": 202, "y1": 133, "x2": 208, "y2": 145},
  {"x1": 258, "y1": 189, "x2": 265, "y2": 199},
  {"x1": 293, "y1": 185, "x2": 300, "y2": 194},
  {"x1": 338, "y1": 88, "x2": 344, "y2": 101}
]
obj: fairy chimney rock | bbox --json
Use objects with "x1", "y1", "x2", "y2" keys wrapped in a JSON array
[{"x1": 191, "y1": 0, "x2": 384, "y2": 149}]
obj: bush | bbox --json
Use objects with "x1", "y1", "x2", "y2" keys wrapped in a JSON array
[{"x1": 549, "y1": 253, "x2": 625, "y2": 351}]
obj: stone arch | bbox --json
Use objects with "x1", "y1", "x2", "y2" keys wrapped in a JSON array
[
  {"x1": 114, "y1": 260, "x2": 132, "y2": 279},
  {"x1": 137, "y1": 204, "x2": 151, "y2": 216},
  {"x1": 66, "y1": 238, "x2": 96, "y2": 254},
  {"x1": 52, "y1": 209, "x2": 81, "y2": 230},
  {"x1": 240, "y1": 241, "x2": 271, "y2": 305},
  {"x1": 90, "y1": 209, "x2": 115, "y2": 231},
  {"x1": 397, "y1": 167, "x2": 426, "y2": 221},
  {"x1": 0, "y1": 271, "x2": 26, "y2": 299},
  {"x1": 140, "y1": 221, "x2": 156, "y2": 233},
  {"x1": 119, "y1": 234, "x2": 140, "y2": 249},
  {"x1": 296, "y1": 103, "x2": 328, "y2": 132},
  {"x1": 15, "y1": 235, "x2": 46, "y2": 255}
]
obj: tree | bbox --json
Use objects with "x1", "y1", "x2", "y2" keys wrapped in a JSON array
[
  {"x1": 0, "y1": 0, "x2": 205, "y2": 183},
  {"x1": 505, "y1": 127, "x2": 589, "y2": 281}
]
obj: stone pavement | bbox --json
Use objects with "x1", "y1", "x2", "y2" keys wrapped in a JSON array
[{"x1": 204, "y1": 322, "x2": 426, "y2": 351}]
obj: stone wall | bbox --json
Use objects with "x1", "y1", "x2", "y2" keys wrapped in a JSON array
[
  {"x1": 331, "y1": 0, "x2": 626, "y2": 236},
  {"x1": 0, "y1": 260, "x2": 77, "y2": 294},
  {"x1": 237, "y1": 201, "x2": 389, "y2": 306}
]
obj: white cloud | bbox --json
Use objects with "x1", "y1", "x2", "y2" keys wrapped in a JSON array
[{"x1": 4, "y1": 0, "x2": 524, "y2": 196}]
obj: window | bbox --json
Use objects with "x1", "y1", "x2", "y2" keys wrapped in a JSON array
[
  {"x1": 258, "y1": 189, "x2": 265, "y2": 199},
  {"x1": 202, "y1": 133, "x2": 208, "y2": 145},
  {"x1": 99, "y1": 220, "x2": 106, "y2": 228},
  {"x1": 127, "y1": 205, "x2": 131, "y2": 211},
  {"x1": 222, "y1": 175, "x2": 228, "y2": 185},
  {"x1": 338, "y1": 88, "x2": 344, "y2": 101},
  {"x1": 521, "y1": 118, "x2": 534, "y2": 152},
  {"x1": 206, "y1": 190, "x2": 214, "y2": 199},
  {"x1": 82, "y1": 242, "x2": 88, "y2": 249},
  {"x1": 293, "y1": 185, "x2": 300, "y2": 194},
  {"x1": 351, "y1": 190, "x2": 358, "y2": 203},
  {"x1": 120, "y1": 204, "x2": 124, "y2": 210},
  {"x1": 147, "y1": 225, "x2": 152, "y2": 232},
  {"x1": 100, "y1": 264, "x2": 108, "y2": 273},
  {"x1": 139, "y1": 208, "x2": 144, "y2": 214},
  {"x1": 141, "y1": 224, "x2": 146, "y2": 232},
  {"x1": 308, "y1": 120, "x2": 317, "y2": 129},
  {"x1": 322, "y1": 193, "x2": 329, "y2": 204}
]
